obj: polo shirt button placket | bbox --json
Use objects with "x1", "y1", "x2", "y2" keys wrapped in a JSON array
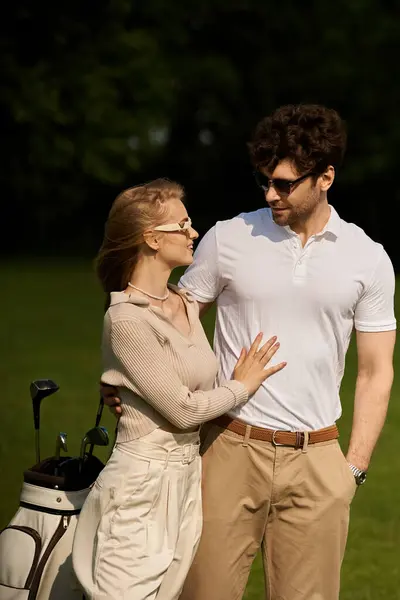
[
  {"x1": 293, "y1": 235, "x2": 316, "y2": 280},
  {"x1": 294, "y1": 254, "x2": 307, "y2": 280}
]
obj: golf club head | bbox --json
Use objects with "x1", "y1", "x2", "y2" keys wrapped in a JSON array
[
  {"x1": 80, "y1": 426, "x2": 109, "y2": 472},
  {"x1": 97, "y1": 426, "x2": 109, "y2": 445},
  {"x1": 30, "y1": 379, "x2": 59, "y2": 430},
  {"x1": 54, "y1": 432, "x2": 68, "y2": 476},
  {"x1": 81, "y1": 426, "x2": 109, "y2": 455},
  {"x1": 55, "y1": 432, "x2": 68, "y2": 455},
  {"x1": 30, "y1": 379, "x2": 59, "y2": 464}
]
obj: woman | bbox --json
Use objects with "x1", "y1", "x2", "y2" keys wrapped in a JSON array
[{"x1": 72, "y1": 179, "x2": 286, "y2": 599}]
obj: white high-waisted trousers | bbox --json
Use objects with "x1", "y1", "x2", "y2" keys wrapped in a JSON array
[{"x1": 72, "y1": 428, "x2": 202, "y2": 600}]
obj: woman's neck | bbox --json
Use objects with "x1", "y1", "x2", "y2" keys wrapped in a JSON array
[{"x1": 126, "y1": 257, "x2": 171, "y2": 298}]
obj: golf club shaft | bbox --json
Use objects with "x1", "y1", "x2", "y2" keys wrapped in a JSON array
[
  {"x1": 88, "y1": 397, "x2": 104, "y2": 456},
  {"x1": 79, "y1": 439, "x2": 87, "y2": 474},
  {"x1": 95, "y1": 396, "x2": 104, "y2": 427},
  {"x1": 54, "y1": 441, "x2": 61, "y2": 475},
  {"x1": 35, "y1": 430, "x2": 40, "y2": 463}
]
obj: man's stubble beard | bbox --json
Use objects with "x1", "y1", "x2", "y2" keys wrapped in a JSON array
[{"x1": 271, "y1": 188, "x2": 320, "y2": 228}]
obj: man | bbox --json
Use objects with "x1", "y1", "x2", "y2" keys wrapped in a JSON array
[{"x1": 104, "y1": 104, "x2": 396, "y2": 599}]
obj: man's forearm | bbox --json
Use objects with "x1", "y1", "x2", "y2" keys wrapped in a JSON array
[{"x1": 346, "y1": 369, "x2": 394, "y2": 471}]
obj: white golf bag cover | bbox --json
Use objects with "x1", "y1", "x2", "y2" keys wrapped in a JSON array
[
  {"x1": 0, "y1": 483, "x2": 89, "y2": 600},
  {"x1": 0, "y1": 455, "x2": 104, "y2": 600}
]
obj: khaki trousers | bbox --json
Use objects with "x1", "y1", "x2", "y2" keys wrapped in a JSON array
[
  {"x1": 72, "y1": 428, "x2": 202, "y2": 600},
  {"x1": 180, "y1": 422, "x2": 357, "y2": 600}
]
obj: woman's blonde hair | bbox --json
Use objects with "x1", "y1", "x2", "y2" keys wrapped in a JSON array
[{"x1": 95, "y1": 178, "x2": 184, "y2": 297}]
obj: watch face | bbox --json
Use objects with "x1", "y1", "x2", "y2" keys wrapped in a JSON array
[{"x1": 356, "y1": 471, "x2": 367, "y2": 485}]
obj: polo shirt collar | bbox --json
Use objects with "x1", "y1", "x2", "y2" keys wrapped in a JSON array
[
  {"x1": 316, "y1": 205, "x2": 341, "y2": 238},
  {"x1": 109, "y1": 283, "x2": 195, "y2": 307}
]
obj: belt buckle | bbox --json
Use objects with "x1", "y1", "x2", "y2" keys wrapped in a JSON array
[
  {"x1": 271, "y1": 430, "x2": 285, "y2": 447},
  {"x1": 191, "y1": 444, "x2": 198, "y2": 462}
]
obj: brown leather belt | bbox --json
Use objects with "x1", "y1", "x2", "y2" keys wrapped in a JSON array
[{"x1": 212, "y1": 415, "x2": 338, "y2": 449}]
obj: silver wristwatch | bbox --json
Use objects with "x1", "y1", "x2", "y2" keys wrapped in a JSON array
[{"x1": 348, "y1": 463, "x2": 367, "y2": 485}]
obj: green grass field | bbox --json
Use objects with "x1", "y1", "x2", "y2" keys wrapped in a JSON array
[{"x1": 1, "y1": 260, "x2": 399, "y2": 599}]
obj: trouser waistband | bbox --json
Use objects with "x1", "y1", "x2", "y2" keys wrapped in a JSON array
[
  {"x1": 212, "y1": 415, "x2": 338, "y2": 449},
  {"x1": 116, "y1": 429, "x2": 200, "y2": 464}
]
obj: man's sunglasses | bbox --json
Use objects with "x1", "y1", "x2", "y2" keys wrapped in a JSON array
[
  {"x1": 253, "y1": 171, "x2": 316, "y2": 196},
  {"x1": 153, "y1": 218, "x2": 192, "y2": 233}
]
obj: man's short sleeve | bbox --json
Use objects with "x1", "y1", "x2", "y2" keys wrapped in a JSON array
[
  {"x1": 354, "y1": 248, "x2": 397, "y2": 332},
  {"x1": 179, "y1": 225, "x2": 223, "y2": 303}
]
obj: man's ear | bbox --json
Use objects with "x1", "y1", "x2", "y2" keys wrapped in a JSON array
[
  {"x1": 143, "y1": 230, "x2": 160, "y2": 252},
  {"x1": 320, "y1": 166, "x2": 335, "y2": 192}
]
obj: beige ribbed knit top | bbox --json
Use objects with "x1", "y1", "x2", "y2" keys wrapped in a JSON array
[{"x1": 101, "y1": 284, "x2": 248, "y2": 442}]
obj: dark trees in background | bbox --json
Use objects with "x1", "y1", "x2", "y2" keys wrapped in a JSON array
[{"x1": 1, "y1": 0, "x2": 399, "y2": 267}]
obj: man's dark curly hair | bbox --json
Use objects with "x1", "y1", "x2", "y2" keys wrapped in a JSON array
[{"x1": 248, "y1": 104, "x2": 347, "y2": 176}]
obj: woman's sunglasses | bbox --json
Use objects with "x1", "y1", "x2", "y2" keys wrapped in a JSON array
[
  {"x1": 153, "y1": 218, "x2": 192, "y2": 233},
  {"x1": 253, "y1": 171, "x2": 316, "y2": 196}
]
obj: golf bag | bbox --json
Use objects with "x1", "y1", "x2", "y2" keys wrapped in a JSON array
[
  {"x1": 0, "y1": 380, "x2": 109, "y2": 600},
  {"x1": 0, "y1": 454, "x2": 104, "y2": 600}
]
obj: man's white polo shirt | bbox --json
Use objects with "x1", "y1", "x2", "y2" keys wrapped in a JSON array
[{"x1": 179, "y1": 206, "x2": 397, "y2": 431}]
